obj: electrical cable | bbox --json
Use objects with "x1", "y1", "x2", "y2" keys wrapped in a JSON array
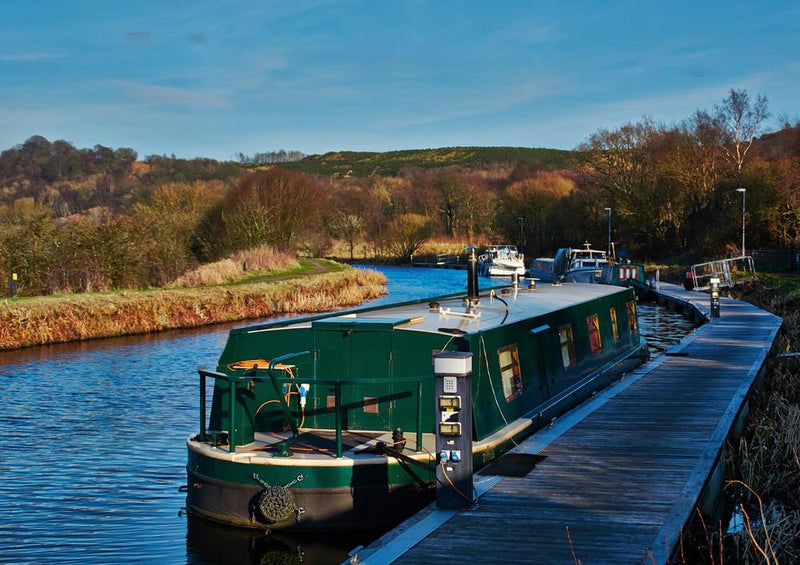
[
  {"x1": 480, "y1": 334, "x2": 518, "y2": 446},
  {"x1": 255, "y1": 399, "x2": 281, "y2": 415},
  {"x1": 439, "y1": 460, "x2": 473, "y2": 503},
  {"x1": 494, "y1": 293, "x2": 509, "y2": 324}
]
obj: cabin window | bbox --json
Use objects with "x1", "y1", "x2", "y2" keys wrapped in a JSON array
[
  {"x1": 626, "y1": 301, "x2": 638, "y2": 334},
  {"x1": 558, "y1": 325, "x2": 576, "y2": 369},
  {"x1": 610, "y1": 307, "x2": 620, "y2": 342},
  {"x1": 363, "y1": 397, "x2": 379, "y2": 414},
  {"x1": 497, "y1": 344, "x2": 523, "y2": 402},
  {"x1": 587, "y1": 314, "x2": 602, "y2": 355}
]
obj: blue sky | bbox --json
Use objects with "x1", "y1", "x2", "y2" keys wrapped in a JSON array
[{"x1": 1, "y1": 1, "x2": 798, "y2": 160}]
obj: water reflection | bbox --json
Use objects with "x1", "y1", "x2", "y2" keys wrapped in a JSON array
[
  {"x1": 185, "y1": 517, "x2": 384, "y2": 565},
  {"x1": 637, "y1": 299, "x2": 699, "y2": 354}
]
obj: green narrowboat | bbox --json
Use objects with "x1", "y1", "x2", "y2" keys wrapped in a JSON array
[{"x1": 185, "y1": 268, "x2": 648, "y2": 531}]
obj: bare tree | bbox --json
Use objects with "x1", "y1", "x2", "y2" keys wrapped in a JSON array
[
  {"x1": 715, "y1": 88, "x2": 769, "y2": 173},
  {"x1": 212, "y1": 169, "x2": 324, "y2": 255},
  {"x1": 385, "y1": 214, "x2": 433, "y2": 261},
  {"x1": 330, "y1": 212, "x2": 365, "y2": 259}
]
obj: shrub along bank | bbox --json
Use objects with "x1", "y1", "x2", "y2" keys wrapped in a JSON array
[{"x1": 0, "y1": 268, "x2": 386, "y2": 350}]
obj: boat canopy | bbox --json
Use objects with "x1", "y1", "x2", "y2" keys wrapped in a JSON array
[{"x1": 239, "y1": 283, "x2": 628, "y2": 338}]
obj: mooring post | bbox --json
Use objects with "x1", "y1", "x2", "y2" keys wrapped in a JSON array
[
  {"x1": 465, "y1": 245, "x2": 479, "y2": 299},
  {"x1": 199, "y1": 370, "x2": 206, "y2": 442},
  {"x1": 710, "y1": 277, "x2": 720, "y2": 318}
]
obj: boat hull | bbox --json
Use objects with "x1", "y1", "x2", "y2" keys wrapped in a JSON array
[
  {"x1": 564, "y1": 267, "x2": 603, "y2": 283},
  {"x1": 185, "y1": 448, "x2": 434, "y2": 531},
  {"x1": 185, "y1": 473, "x2": 433, "y2": 532},
  {"x1": 483, "y1": 263, "x2": 526, "y2": 277}
]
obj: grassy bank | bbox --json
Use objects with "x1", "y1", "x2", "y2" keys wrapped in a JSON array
[
  {"x1": 168, "y1": 245, "x2": 300, "y2": 287},
  {"x1": 0, "y1": 267, "x2": 386, "y2": 350}
]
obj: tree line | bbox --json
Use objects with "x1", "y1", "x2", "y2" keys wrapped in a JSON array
[
  {"x1": 1, "y1": 88, "x2": 798, "y2": 297},
  {"x1": 235, "y1": 150, "x2": 306, "y2": 165}
]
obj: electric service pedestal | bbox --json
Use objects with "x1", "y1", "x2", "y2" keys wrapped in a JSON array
[
  {"x1": 433, "y1": 351, "x2": 473, "y2": 509},
  {"x1": 710, "y1": 277, "x2": 721, "y2": 319}
]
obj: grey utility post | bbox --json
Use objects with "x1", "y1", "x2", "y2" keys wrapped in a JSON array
[{"x1": 433, "y1": 351, "x2": 473, "y2": 509}]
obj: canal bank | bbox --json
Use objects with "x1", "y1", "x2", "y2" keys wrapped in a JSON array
[{"x1": 0, "y1": 262, "x2": 385, "y2": 350}]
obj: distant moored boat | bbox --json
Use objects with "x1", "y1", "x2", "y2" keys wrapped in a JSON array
[{"x1": 477, "y1": 244, "x2": 526, "y2": 277}]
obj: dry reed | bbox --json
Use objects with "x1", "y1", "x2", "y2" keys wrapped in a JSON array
[
  {"x1": 168, "y1": 245, "x2": 299, "y2": 287},
  {"x1": 682, "y1": 276, "x2": 800, "y2": 564},
  {"x1": 415, "y1": 238, "x2": 490, "y2": 256},
  {"x1": 0, "y1": 268, "x2": 386, "y2": 350}
]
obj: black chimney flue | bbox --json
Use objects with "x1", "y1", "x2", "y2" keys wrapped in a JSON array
[{"x1": 466, "y1": 246, "x2": 479, "y2": 299}]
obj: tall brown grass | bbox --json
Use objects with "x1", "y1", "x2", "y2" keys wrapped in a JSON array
[
  {"x1": 683, "y1": 276, "x2": 800, "y2": 564},
  {"x1": 0, "y1": 268, "x2": 386, "y2": 350},
  {"x1": 169, "y1": 245, "x2": 299, "y2": 287},
  {"x1": 415, "y1": 237, "x2": 491, "y2": 256},
  {"x1": 325, "y1": 237, "x2": 495, "y2": 261}
]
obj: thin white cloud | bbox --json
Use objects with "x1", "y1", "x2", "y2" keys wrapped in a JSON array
[
  {"x1": 499, "y1": 78, "x2": 770, "y2": 150},
  {"x1": 492, "y1": 17, "x2": 556, "y2": 45},
  {"x1": 112, "y1": 80, "x2": 231, "y2": 109},
  {"x1": 371, "y1": 71, "x2": 571, "y2": 131},
  {"x1": 0, "y1": 52, "x2": 64, "y2": 62}
]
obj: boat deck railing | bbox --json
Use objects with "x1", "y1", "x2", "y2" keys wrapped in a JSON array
[
  {"x1": 688, "y1": 255, "x2": 756, "y2": 290},
  {"x1": 197, "y1": 364, "x2": 426, "y2": 458}
]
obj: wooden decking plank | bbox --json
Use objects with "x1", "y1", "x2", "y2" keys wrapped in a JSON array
[{"x1": 359, "y1": 283, "x2": 780, "y2": 565}]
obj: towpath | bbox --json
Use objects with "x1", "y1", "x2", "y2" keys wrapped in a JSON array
[
  {"x1": 355, "y1": 282, "x2": 781, "y2": 565},
  {"x1": 234, "y1": 257, "x2": 335, "y2": 284}
]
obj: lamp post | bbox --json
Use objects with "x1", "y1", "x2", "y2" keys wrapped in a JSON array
[
  {"x1": 735, "y1": 188, "x2": 746, "y2": 257},
  {"x1": 517, "y1": 216, "x2": 524, "y2": 249},
  {"x1": 604, "y1": 207, "x2": 612, "y2": 257}
]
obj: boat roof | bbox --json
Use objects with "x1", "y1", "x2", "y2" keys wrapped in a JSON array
[
  {"x1": 485, "y1": 244, "x2": 518, "y2": 251},
  {"x1": 240, "y1": 282, "x2": 629, "y2": 337},
  {"x1": 534, "y1": 245, "x2": 606, "y2": 261}
]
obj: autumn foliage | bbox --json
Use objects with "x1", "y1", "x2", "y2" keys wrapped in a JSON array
[{"x1": 1, "y1": 88, "x2": 799, "y2": 298}]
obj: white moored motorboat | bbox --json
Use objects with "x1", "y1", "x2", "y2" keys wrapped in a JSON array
[{"x1": 478, "y1": 245, "x2": 526, "y2": 277}]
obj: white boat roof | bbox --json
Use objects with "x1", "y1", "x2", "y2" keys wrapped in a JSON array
[
  {"x1": 484, "y1": 244, "x2": 518, "y2": 251},
  {"x1": 260, "y1": 282, "x2": 628, "y2": 336}
]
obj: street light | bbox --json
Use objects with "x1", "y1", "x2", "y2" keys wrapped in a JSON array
[
  {"x1": 516, "y1": 217, "x2": 524, "y2": 249},
  {"x1": 735, "y1": 188, "x2": 746, "y2": 257},
  {"x1": 603, "y1": 207, "x2": 612, "y2": 257}
]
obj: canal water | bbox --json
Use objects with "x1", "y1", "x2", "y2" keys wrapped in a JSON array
[{"x1": 0, "y1": 267, "x2": 696, "y2": 565}]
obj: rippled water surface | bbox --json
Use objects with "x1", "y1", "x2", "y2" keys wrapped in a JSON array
[{"x1": 0, "y1": 267, "x2": 695, "y2": 564}]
